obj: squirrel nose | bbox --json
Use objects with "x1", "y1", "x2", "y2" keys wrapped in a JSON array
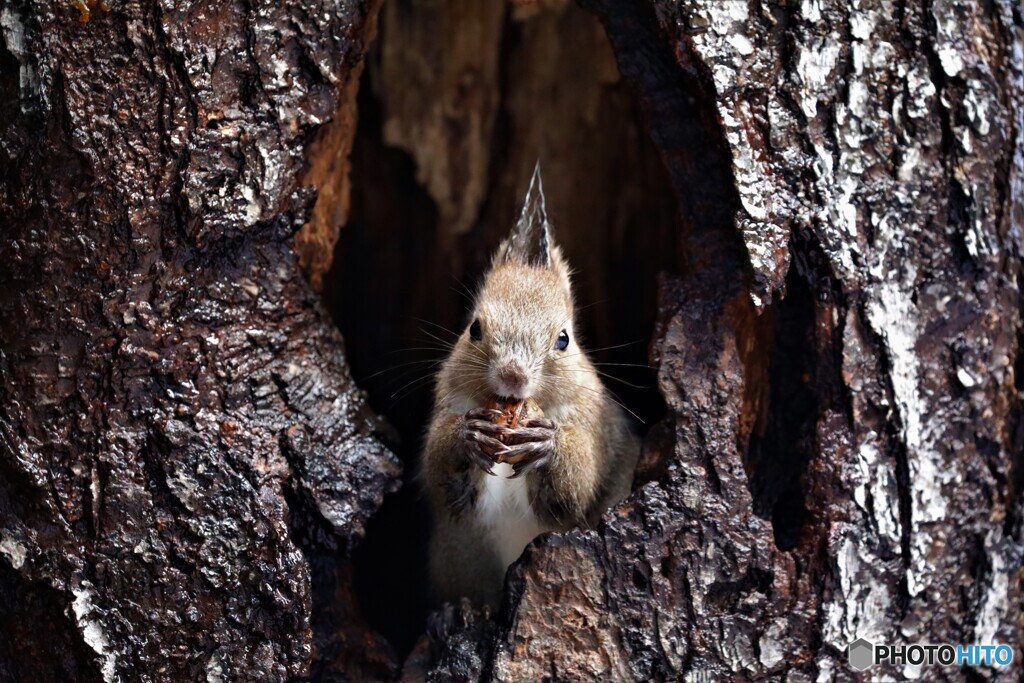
[{"x1": 497, "y1": 362, "x2": 528, "y2": 396}]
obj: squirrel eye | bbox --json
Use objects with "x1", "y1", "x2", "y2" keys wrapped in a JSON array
[
  {"x1": 470, "y1": 319, "x2": 482, "y2": 341},
  {"x1": 555, "y1": 329, "x2": 569, "y2": 351}
]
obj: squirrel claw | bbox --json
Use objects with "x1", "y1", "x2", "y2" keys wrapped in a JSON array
[
  {"x1": 502, "y1": 418, "x2": 557, "y2": 477},
  {"x1": 466, "y1": 407, "x2": 503, "y2": 421},
  {"x1": 504, "y1": 441, "x2": 555, "y2": 478},
  {"x1": 508, "y1": 457, "x2": 552, "y2": 479},
  {"x1": 465, "y1": 441, "x2": 500, "y2": 475},
  {"x1": 465, "y1": 419, "x2": 514, "y2": 440},
  {"x1": 504, "y1": 425, "x2": 554, "y2": 444},
  {"x1": 461, "y1": 414, "x2": 508, "y2": 474},
  {"x1": 473, "y1": 455, "x2": 498, "y2": 476}
]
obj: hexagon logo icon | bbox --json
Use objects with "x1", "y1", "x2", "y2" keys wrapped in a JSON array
[{"x1": 848, "y1": 638, "x2": 874, "y2": 671}]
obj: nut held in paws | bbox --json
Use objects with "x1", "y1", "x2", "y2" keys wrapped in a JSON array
[{"x1": 484, "y1": 396, "x2": 544, "y2": 462}]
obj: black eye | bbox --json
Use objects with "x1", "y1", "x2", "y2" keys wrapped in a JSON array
[
  {"x1": 470, "y1": 319, "x2": 482, "y2": 341},
  {"x1": 555, "y1": 329, "x2": 569, "y2": 351}
]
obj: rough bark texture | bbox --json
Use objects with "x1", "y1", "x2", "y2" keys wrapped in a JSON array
[
  {"x1": 419, "y1": 0, "x2": 1024, "y2": 681},
  {"x1": 2, "y1": 0, "x2": 1022, "y2": 682},
  {"x1": 0, "y1": 1, "x2": 400, "y2": 680}
]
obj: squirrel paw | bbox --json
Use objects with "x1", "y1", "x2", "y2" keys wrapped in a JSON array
[
  {"x1": 502, "y1": 418, "x2": 557, "y2": 478},
  {"x1": 461, "y1": 408, "x2": 512, "y2": 475}
]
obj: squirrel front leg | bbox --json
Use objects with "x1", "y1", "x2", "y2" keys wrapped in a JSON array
[
  {"x1": 504, "y1": 418, "x2": 601, "y2": 528},
  {"x1": 424, "y1": 409, "x2": 511, "y2": 606},
  {"x1": 422, "y1": 408, "x2": 509, "y2": 516}
]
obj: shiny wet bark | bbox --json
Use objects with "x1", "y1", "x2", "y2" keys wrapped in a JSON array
[{"x1": 1, "y1": 1, "x2": 1021, "y2": 681}]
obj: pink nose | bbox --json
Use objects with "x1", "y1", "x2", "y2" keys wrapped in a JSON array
[{"x1": 497, "y1": 363, "x2": 528, "y2": 394}]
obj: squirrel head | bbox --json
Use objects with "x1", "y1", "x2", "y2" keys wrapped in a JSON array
[{"x1": 447, "y1": 164, "x2": 587, "y2": 406}]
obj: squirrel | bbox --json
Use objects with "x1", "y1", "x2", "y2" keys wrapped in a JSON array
[{"x1": 422, "y1": 165, "x2": 640, "y2": 608}]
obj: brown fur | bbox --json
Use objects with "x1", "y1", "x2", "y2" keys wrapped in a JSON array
[{"x1": 422, "y1": 227, "x2": 639, "y2": 608}]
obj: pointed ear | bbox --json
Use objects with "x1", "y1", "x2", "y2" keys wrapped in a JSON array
[{"x1": 496, "y1": 162, "x2": 554, "y2": 268}]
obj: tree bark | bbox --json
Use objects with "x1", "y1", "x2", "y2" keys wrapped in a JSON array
[
  {"x1": 0, "y1": 1, "x2": 400, "y2": 680},
  {"x1": 418, "y1": 0, "x2": 1024, "y2": 681},
  {"x1": 1, "y1": 0, "x2": 1021, "y2": 682}
]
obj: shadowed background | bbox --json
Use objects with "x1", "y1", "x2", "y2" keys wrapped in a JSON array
[{"x1": 322, "y1": 2, "x2": 680, "y2": 655}]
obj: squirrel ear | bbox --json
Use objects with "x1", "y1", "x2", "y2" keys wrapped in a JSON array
[{"x1": 497, "y1": 162, "x2": 553, "y2": 268}]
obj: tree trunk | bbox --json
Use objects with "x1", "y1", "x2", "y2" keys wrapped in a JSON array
[
  {"x1": 411, "y1": 0, "x2": 1024, "y2": 681},
  {"x1": 1, "y1": 1, "x2": 1021, "y2": 682},
  {"x1": 0, "y1": 1, "x2": 400, "y2": 680}
]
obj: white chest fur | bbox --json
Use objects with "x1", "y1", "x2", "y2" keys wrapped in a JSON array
[{"x1": 476, "y1": 463, "x2": 547, "y2": 569}]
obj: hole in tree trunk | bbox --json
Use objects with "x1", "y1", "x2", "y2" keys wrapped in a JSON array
[
  {"x1": 745, "y1": 229, "x2": 846, "y2": 553},
  {"x1": 746, "y1": 257, "x2": 817, "y2": 551},
  {"x1": 320, "y1": 2, "x2": 680, "y2": 660}
]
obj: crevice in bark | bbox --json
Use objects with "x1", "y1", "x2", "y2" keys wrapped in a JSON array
[
  {"x1": 283, "y1": 482, "x2": 399, "y2": 681},
  {"x1": 0, "y1": 560, "x2": 100, "y2": 683},
  {"x1": 948, "y1": 178, "x2": 982, "y2": 279},
  {"x1": 746, "y1": 251, "x2": 818, "y2": 551},
  {"x1": 0, "y1": 33, "x2": 21, "y2": 126},
  {"x1": 892, "y1": 408, "x2": 915, "y2": 613},
  {"x1": 920, "y1": 0, "x2": 957, "y2": 173},
  {"x1": 1009, "y1": 270, "x2": 1024, "y2": 539},
  {"x1": 745, "y1": 220, "x2": 851, "y2": 553}
]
